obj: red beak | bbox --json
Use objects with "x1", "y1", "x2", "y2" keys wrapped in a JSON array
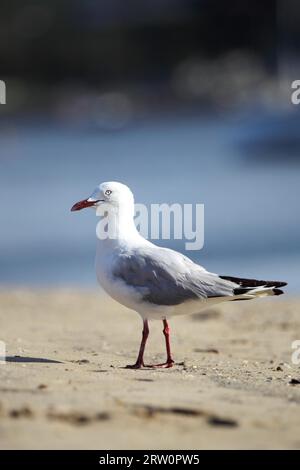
[{"x1": 71, "y1": 199, "x2": 98, "y2": 211}]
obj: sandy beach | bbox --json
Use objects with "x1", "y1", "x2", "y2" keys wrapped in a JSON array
[{"x1": 0, "y1": 289, "x2": 299, "y2": 449}]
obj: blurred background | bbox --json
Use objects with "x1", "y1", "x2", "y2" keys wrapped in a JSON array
[{"x1": 0, "y1": 0, "x2": 299, "y2": 291}]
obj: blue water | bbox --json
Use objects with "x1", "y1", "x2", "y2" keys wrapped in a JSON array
[{"x1": 0, "y1": 110, "x2": 299, "y2": 292}]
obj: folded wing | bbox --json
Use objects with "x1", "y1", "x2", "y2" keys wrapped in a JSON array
[{"x1": 112, "y1": 246, "x2": 237, "y2": 306}]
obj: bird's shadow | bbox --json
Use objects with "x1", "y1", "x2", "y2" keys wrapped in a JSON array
[{"x1": 4, "y1": 355, "x2": 63, "y2": 364}]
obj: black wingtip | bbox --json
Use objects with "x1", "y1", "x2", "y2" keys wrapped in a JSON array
[
  {"x1": 273, "y1": 288, "x2": 284, "y2": 296},
  {"x1": 220, "y1": 275, "x2": 288, "y2": 289},
  {"x1": 271, "y1": 281, "x2": 288, "y2": 288}
]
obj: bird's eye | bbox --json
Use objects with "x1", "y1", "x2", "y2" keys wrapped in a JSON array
[{"x1": 105, "y1": 190, "x2": 112, "y2": 196}]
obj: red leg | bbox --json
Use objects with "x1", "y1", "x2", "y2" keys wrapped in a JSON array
[
  {"x1": 163, "y1": 319, "x2": 174, "y2": 366},
  {"x1": 126, "y1": 319, "x2": 149, "y2": 369},
  {"x1": 148, "y1": 319, "x2": 175, "y2": 368}
]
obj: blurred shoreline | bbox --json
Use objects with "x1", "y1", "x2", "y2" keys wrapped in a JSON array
[{"x1": 1, "y1": 110, "x2": 299, "y2": 292}]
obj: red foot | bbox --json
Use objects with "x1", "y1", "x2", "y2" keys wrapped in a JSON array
[
  {"x1": 147, "y1": 359, "x2": 175, "y2": 369},
  {"x1": 125, "y1": 362, "x2": 145, "y2": 369}
]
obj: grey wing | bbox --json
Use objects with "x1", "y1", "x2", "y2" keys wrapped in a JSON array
[{"x1": 112, "y1": 246, "x2": 237, "y2": 306}]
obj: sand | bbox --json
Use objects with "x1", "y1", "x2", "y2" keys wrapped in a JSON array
[{"x1": 0, "y1": 289, "x2": 299, "y2": 450}]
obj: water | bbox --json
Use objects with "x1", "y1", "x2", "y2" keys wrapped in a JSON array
[{"x1": 0, "y1": 110, "x2": 299, "y2": 292}]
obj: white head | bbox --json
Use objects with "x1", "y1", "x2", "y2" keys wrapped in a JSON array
[{"x1": 71, "y1": 181, "x2": 135, "y2": 217}]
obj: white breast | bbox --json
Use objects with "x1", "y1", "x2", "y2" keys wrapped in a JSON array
[{"x1": 95, "y1": 245, "x2": 141, "y2": 312}]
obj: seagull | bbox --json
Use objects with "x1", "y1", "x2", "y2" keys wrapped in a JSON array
[{"x1": 71, "y1": 181, "x2": 287, "y2": 369}]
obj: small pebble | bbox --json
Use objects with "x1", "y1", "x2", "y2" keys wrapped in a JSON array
[
  {"x1": 289, "y1": 378, "x2": 300, "y2": 385},
  {"x1": 37, "y1": 384, "x2": 47, "y2": 390}
]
